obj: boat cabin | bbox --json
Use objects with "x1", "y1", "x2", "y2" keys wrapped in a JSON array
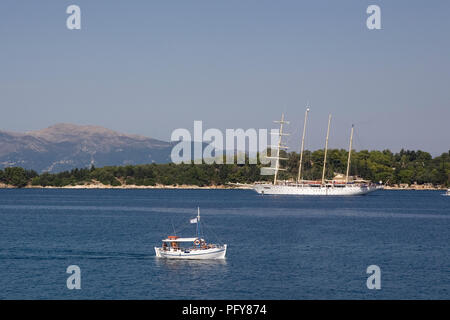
[{"x1": 161, "y1": 236, "x2": 209, "y2": 251}]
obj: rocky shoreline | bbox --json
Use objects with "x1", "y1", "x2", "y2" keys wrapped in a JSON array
[
  {"x1": 0, "y1": 182, "x2": 253, "y2": 190},
  {"x1": 0, "y1": 182, "x2": 446, "y2": 190},
  {"x1": 380, "y1": 186, "x2": 446, "y2": 191}
]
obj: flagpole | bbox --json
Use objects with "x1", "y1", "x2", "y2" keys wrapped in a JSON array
[{"x1": 197, "y1": 207, "x2": 201, "y2": 242}]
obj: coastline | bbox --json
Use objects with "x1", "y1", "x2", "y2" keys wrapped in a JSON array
[
  {"x1": 0, "y1": 182, "x2": 446, "y2": 190},
  {"x1": 382, "y1": 186, "x2": 447, "y2": 191},
  {"x1": 0, "y1": 182, "x2": 254, "y2": 190}
]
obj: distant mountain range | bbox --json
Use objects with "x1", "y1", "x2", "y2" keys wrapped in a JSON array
[{"x1": 0, "y1": 124, "x2": 174, "y2": 173}]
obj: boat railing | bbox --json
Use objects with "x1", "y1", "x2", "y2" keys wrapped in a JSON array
[
  {"x1": 277, "y1": 181, "x2": 373, "y2": 188},
  {"x1": 163, "y1": 244, "x2": 224, "y2": 252}
]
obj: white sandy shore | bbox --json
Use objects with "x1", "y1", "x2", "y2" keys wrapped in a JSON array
[{"x1": 23, "y1": 182, "x2": 253, "y2": 190}]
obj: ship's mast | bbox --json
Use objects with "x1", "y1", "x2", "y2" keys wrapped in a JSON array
[
  {"x1": 345, "y1": 125, "x2": 354, "y2": 184},
  {"x1": 321, "y1": 114, "x2": 332, "y2": 185},
  {"x1": 272, "y1": 113, "x2": 289, "y2": 185},
  {"x1": 297, "y1": 107, "x2": 310, "y2": 183}
]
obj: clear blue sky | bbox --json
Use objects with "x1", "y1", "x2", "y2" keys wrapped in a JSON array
[{"x1": 1, "y1": 0, "x2": 449, "y2": 155}]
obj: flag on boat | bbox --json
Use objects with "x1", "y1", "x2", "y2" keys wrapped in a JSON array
[{"x1": 190, "y1": 218, "x2": 198, "y2": 224}]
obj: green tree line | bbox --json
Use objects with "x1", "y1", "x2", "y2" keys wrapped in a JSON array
[{"x1": 0, "y1": 149, "x2": 448, "y2": 188}]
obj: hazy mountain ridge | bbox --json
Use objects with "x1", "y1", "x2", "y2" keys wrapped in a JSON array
[{"x1": 0, "y1": 124, "x2": 174, "y2": 173}]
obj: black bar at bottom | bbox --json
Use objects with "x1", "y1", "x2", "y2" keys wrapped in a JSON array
[{"x1": 0, "y1": 300, "x2": 447, "y2": 318}]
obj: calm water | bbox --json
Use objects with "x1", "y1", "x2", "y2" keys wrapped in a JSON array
[{"x1": 0, "y1": 189, "x2": 449, "y2": 299}]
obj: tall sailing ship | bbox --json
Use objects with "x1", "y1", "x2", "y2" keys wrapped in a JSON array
[{"x1": 253, "y1": 107, "x2": 379, "y2": 196}]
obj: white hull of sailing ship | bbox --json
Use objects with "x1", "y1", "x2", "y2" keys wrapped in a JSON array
[
  {"x1": 253, "y1": 109, "x2": 380, "y2": 196},
  {"x1": 253, "y1": 183, "x2": 378, "y2": 195},
  {"x1": 155, "y1": 245, "x2": 227, "y2": 260}
]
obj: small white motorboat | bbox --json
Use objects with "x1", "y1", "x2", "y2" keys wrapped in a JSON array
[
  {"x1": 155, "y1": 207, "x2": 227, "y2": 260},
  {"x1": 444, "y1": 189, "x2": 450, "y2": 196}
]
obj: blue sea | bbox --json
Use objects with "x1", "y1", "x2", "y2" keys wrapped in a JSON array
[{"x1": 0, "y1": 189, "x2": 449, "y2": 299}]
